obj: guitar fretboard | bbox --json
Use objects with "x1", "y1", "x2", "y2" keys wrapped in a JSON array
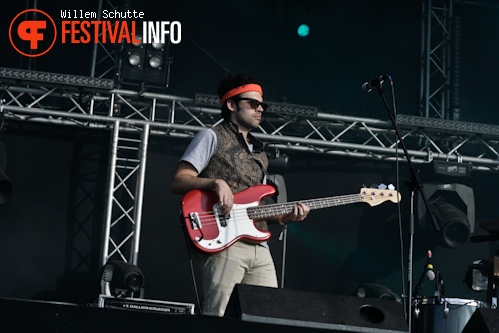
[{"x1": 247, "y1": 193, "x2": 363, "y2": 220}]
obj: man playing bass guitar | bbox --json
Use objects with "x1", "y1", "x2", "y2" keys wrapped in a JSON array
[{"x1": 171, "y1": 73, "x2": 310, "y2": 317}]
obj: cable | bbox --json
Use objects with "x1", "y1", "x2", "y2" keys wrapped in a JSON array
[{"x1": 179, "y1": 214, "x2": 203, "y2": 314}]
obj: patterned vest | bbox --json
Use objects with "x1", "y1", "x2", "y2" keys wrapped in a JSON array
[{"x1": 200, "y1": 121, "x2": 270, "y2": 231}]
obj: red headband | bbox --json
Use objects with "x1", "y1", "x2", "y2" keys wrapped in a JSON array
[{"x1": 220, "y1": 83, "x2": 263, "y2": 105}]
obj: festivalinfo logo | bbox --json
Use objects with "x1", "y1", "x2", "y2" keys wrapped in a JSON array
[{"x1": 9, "y1": 8, "x2": 181, "y2": 57}]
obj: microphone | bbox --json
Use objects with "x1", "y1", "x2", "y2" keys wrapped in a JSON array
[
  {"x1": 361, "y1": 75, "x2": 390, "y2": 92},
  {"x1": 426, "y1": 250, "x2": 435, "y2": 281}
]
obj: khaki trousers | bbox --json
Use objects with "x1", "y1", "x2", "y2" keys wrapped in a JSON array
[{"x1": 199, "y1": 241, "x2": 278, "y2": 316}]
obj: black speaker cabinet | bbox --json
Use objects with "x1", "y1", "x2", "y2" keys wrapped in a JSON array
[
  {"x1": 225, "y1": 284, "x2": 409, "y2": 333},
  {"x1": 462, "y1": 308, "x2": 499, "y2": 333}
]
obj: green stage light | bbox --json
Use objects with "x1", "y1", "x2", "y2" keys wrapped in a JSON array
[{"x1": 297, "y1": 24, "x2": 310, "y2": 37}]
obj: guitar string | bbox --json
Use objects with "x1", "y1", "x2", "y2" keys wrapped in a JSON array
[
  {"x1": 192, "y1": 190, "x2": 398, "y2": 219},
  {"x1": 186, "y1": 193, "x2": 390, "y2": 228},
  {"x1": 192, "y1": 193, "x2": 364, "y2": 219}
]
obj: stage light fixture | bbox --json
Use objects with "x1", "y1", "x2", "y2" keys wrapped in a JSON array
[
  {"x1": 267, "y1": 149, "x2": 289, "y2": 175},
  {"x1": 101, "y1": 260, "x2": 144, "y2": 298},
  {"x1": 397, "y1": 114, "x2": 499, "y2": 136},
  {"x1": 297, "y1": 24, "x2": 310, "y2": 37},
  {"x1": 119, "y1": 32, "x2": 170, "y2": 88},
  {"x1": 132, "y1": 34, "x2": 143, "y2": 47},
  {"x1": 418, "y1": 183, "x2": 475, "y2": 248},
  {"x1": 430, "y1": 200, "x2": 470, "y2": 248},
  {"x1": 432, "y1": 160, "x2": 472, "y2": 177},
  {"x1": 148, "y1": 54, "x2": 162, "y2": 69},
  {"x1": 0, "y1": 67, "x2": 114, "y2": 90},
  {"x1": 151, "y1": 42, "x2": 163, "y2": 50},
  {"x1": 128, "y1": 52, "x2": 142, "y2": 66}
]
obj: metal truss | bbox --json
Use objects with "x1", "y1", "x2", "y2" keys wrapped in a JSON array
[
  {"x1": 90, "y1": 0, "x2": 121, "y2": 79},
  {"x1": 2, "y1": 80, "x2": 499, "y2": 169},
  {"x1": 101, "y1": 120, "x2": 150, "y2": 266},
  {"x1": 420, "y1": 0, "x2": 499, "y2": 120},
  {"x1": 66, "y1": 143, "x2": 107, "y2": 274},
  {"x1": 420, "y1": 0, "x2": 454, "y2": 120},
  {"x1": 2, "y1": 77, "x2": 499, "y2": 265}
]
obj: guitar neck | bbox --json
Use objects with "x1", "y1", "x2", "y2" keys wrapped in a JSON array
[{"x1": 247, "y1": 194, "x2": 362, "y2": 220}]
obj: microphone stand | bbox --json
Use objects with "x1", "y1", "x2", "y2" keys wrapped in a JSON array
[
  {"x1": 374, "y1": 81, "x2": 439, "y2": 332},
  {"x1": 413, "y1": 267, "x2": 427, "y2": 299}
]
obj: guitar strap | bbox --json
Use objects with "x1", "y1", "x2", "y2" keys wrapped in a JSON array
[
  {"x1": 244, "y1": 129, "x2": 279, "y2": 200},
  {"x1": 252, "y1": 155, "x2": 280, "y2": 198}
]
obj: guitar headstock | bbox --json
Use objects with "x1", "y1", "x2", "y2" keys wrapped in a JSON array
[{"x1": 359, "y1": 187, "x2": 401, "y2": 206}]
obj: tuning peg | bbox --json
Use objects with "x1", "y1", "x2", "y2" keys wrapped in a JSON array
[
  {"x1": 370, "y1": 183, "x2": 378, "y2": 189},
  {"x1": 388, "y1": 184, "x2": 395, "y2": 190},
  {"x1": 378, "y1": 183, "x2": 387, "y2": 190}
]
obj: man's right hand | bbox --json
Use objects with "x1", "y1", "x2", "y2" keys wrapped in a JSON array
[
  {"x1": 172, "y1": 162, "x2": 234, "y2": 217},
  {"x1": 212, "y1": 179, "x2": 233, "y2": 217}
]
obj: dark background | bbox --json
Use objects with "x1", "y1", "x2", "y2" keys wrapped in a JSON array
[{"x1": 1, "y1": 0, "x2": 498, "y2": 310}]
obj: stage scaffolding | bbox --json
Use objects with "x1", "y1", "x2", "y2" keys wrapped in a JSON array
[{"x1": 2, "y1": 67, "x2": 499, "y2": 271}]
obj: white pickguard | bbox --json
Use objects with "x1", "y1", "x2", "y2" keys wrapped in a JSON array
[{"x1": 195, "y1": 201, "x2": 270, "y2": 251}]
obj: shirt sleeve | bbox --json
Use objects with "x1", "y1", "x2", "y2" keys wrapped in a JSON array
[{"x1": 179, "y1": 129, "x2": 217, "y2": 174}]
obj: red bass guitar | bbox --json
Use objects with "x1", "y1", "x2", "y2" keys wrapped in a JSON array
[{"x1": 181, "y1": 184, "x2": 401, "y2": 254}]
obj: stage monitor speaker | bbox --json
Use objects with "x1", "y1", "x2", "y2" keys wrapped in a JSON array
[
  {"x1": 462, "y1": 308, "x2": 499, "y2": 333},
  {"x1": 225, "y1": 284, "x2": 408, "y2": 333}
]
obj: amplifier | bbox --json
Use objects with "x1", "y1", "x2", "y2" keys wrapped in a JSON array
[{"x1": 97, "y1": 295, "x2": 195, "y2": 315}]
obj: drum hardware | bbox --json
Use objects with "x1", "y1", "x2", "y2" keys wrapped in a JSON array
[
  {"x1": 413, "y1": 297, "x2": 489, "y2": 333},
  {"x1": 413, "y1": 305, "x2": 420, "y2": 319},
  {"x1": 443, "y1": 299, "x2": 449, "y2": 318}
]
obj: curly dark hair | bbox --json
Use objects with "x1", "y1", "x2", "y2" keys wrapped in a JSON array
[{"x1": 217, "y1": 73, "x2": 262, "y2": 120}]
